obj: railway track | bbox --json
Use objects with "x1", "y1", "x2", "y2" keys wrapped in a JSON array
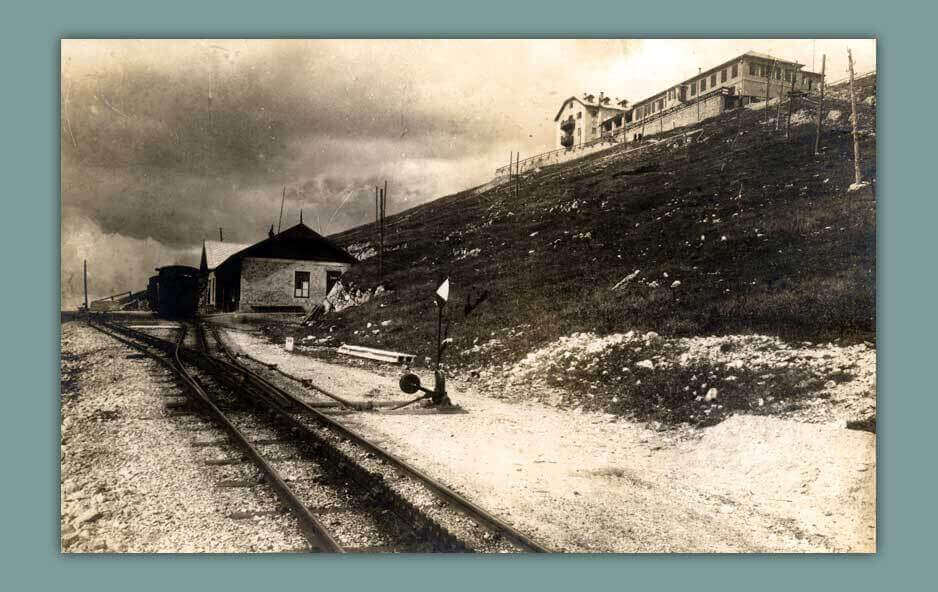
[{"x1": 88, "y1": 316, "x2": 550, "y2": 553}]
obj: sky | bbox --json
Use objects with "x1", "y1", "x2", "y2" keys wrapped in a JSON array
[{"x1": 61, "y1": 38, "x2": 876, "y2": 308}]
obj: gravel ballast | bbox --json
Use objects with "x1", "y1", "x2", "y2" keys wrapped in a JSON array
[{"x1": 60, "y1": 321, "x2": 308, "y2": 553}]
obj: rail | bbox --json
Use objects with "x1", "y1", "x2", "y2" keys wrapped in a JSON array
[
  {"x1": 823, "y1": 69, "x2": 876, "y2": 89},
  {"x1": 202, "y1": 318, "x2": 551, "y2": 552},
  {"x1": 89, "y1": 317, "x2": 344, "y2": 552},
  {"x1": 90, "y1": 316, "x2": 551, "y2": 553}
]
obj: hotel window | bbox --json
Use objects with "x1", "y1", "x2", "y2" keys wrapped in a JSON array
[
  {"x1": 700, "y1": 78, "x2": 706, "y2": 91},
  {"x1": 775, "y1": 67, "x2": 781, "y2": 80},
  {"x1": 294, "y1": 271, "x2": 311, "y2": 298},
  {"x1": 711, "y1": 74, "x2": 716, "y2": 87},
  {"x1": 658, "y1": 99, "x2": 664, "y2": 111},
  {"x1": 749, "y1": 63, "x2": 757, "y2": 75},
  {"x1": 577, "y1": 111, "x2": 582, "y2": 119},
  {"x1": 721, "y1": 69, "x2": 727, "y2": 82},
  {"x1": 732, "y1": 63, "x2": 738, "y2": 78},
  {"x1": 690, "y1": 82, "x2": 696, "y2": 96}
]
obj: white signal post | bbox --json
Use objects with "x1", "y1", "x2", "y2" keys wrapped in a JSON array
[{"x1": 434, "y1": 278, "x2": 449, "y2": 369}]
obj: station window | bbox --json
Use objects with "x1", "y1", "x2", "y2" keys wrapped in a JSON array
[
  {"x1": 577, "y1": 111, "x2": 582, "y2": 119},
  {"x1": 721, "y1": 69, "x2": 727, "y2": 82},
  {"x1": 711, "y1": 74, "x2": 716, "y2": 87},
  {"x1": 658, "y1": 99, "x2": 664, "y2": 111},
  {"x1": 690, "y1": 82, "x2": 696, "y2": 96},
  {"x1": 732, "y1": 63, "x2": 738, "y2": 78},
  {"x1": 294, "y1": 271, "x2": 311, "y2": 298},
  {"x1": 750, "y1": 63, "x2": 757, "y2": 75},
  {"x1": 700, "y1": 78, "x2": 706, "y2": 91}
]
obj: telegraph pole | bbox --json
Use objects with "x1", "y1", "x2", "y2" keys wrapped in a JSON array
[
  {"x1": 848, "y1": 48, "x2": 863, "y2": 187},
  {"x1": 277, "y1": 186, "x2": 285, "y2": 233},
  {"x1": 83, "y1": 259, "x2": 88, "y2": 311},
  {"x1": 814, "y1": 54, "x2": 826, "y2": 155},
  {"x1": 764, "y1": 59, "x2": 775, "y2": 125}
]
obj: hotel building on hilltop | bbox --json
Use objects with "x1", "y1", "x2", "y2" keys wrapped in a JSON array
[{"x1": 555, "y1": 51, "x2": 824, "y2": 149}]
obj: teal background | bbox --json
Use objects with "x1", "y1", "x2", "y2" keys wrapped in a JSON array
[{"x1": 2, "y1": 0, "x2": 933, "y2": 589}]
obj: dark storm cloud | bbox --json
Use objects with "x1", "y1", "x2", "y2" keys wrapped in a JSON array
[{"x1": 61, "y1": 40, "x2": 511, "y2": 251}]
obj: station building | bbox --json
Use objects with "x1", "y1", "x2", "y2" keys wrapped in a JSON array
[{"x1": 199, "y1": 222, "x2": 356, "y2": 313}]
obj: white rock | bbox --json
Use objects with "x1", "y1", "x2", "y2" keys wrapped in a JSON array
[
  {"x1": 670, "y1": 280, "x2": 681, "y2": 288},
  {"x1": 704, "y1": 388, "x2": 719, "y2": 402},
  {"x1": 380, "y1": 320, "x2": 392, "y2": 327},
  {"x1": 636, "y1": 359, "x2": 655, "y2": 370},
  {"x1": 726, "y1": 359, "x2": 744, "y2": 370}
]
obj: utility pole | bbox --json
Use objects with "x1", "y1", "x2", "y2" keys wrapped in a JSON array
[
  {"x1": 381, "y1": 180, "x2": 387, "y2": 285},
  {"x1": 775, "y1": 66, "x2": 785, "y2": 131},
  {"x1": 697, "y1": 67, "x2": 701, "y2": 123},
  {"x1": 83, "y1": 259, "x2": 88, "y2": 311},
  {"x1": 786, "y1": 70, "x2": 796, "y2": 141},
  {"x1": 764, "y1": 59, "x2": 775, "y2": 125},
  {"x1": 218, "y1": 227, "x2": 223, "y2": 241},
  {"x1": 277, "y1": 186, "x2": 285, "y2": 233},
  {"x1": 375, "y1": 186, "x2": 381, "y2": 286},
  {"x1": 515, "y1": 152, "x2": 520, "y2": 199},
  {"x1": 848, "y1": 48, "x2": 863, "y2": 187},
  {"x1": 814, "y1": 54, "x2": 827, "y2": 155}
]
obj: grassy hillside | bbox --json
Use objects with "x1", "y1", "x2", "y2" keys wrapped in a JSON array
[{"x1": 305, "y1": 78, "x2": 876, "y2": 388}]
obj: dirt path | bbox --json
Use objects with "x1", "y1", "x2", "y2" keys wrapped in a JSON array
[{"x1": 222, "y1": 329, "x2": 876, "y2": 553}]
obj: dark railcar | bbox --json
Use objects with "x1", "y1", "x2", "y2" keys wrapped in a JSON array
[
  {"x1": 156, "y1": 265, "x2": 200, "y2": 318},
  {"x1": 147, "y1": 275, "x2": 160, "y2": 312}
]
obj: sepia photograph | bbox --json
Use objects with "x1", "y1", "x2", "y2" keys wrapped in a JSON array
[{"x1": 60, "y1": 38, "x2": 876, "y2": 553}]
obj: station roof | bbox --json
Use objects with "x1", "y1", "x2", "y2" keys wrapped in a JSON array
[
  {"x1": 213, "y1": 222, "x2": 357, "y2": 271},
  {"x1": 201, "y1": 240, "x2": 252, "y2": 271}
]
